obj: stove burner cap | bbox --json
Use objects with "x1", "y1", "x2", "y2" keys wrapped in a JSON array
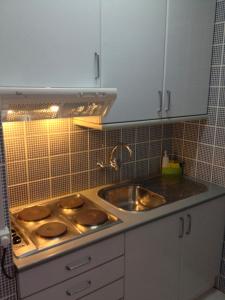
[
  {"x1": 76, "y1": 209, "x2": 108, "y2": 226},
  {"x1": 59, "y1": 195, "x2": 84, "y2": 209},
  {"x1": 36, "y1": 222, "x2": 67, "y2": 238},
  {"x1": 18, "y1": 206, "x2": 51, "y2": 222}
]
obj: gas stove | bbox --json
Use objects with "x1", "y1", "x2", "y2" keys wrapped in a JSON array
[{"x1": 10, "y1": 194, "x2": 120, "y2": 258}]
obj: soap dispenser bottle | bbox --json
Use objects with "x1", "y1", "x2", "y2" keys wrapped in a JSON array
[{"x1": 162, "y1": 150, "x2": 169, "y2": 168}]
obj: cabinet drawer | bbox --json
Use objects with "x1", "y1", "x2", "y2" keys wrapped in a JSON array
[
  {"x1": 79, "y1": 279, "x2": 123, "y2": 300},
  {"x1": 23, "y1": 257, "x2": 124, "y2": 300},
  {"x1": 18, "y1": 234, "x2": 124, "y2": 298}
]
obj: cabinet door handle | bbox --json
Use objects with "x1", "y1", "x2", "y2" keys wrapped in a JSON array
[
  {"x1": 95, "y1": 52, "x2": 100, "y2": 80},
  {"x1": 157, "y1": 91, "x2": 163, "y2": 113},
  {"x1": 66, "y1": 256, "x2": 91, "y2": 271},
  {"x1": 165, "y1": 90, "x2": 171, "y2": 112},
  {"x1": 66, "y1": 280, "x2": 91, "y2": 296},
  {"x1": 186, "y1": 214, "x2": 192, "y2": 235},
  {"x1": 179, "y1": 217, "x2": 184, "y2": 238}
]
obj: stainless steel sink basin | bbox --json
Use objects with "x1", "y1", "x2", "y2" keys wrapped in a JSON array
[{"x1": 98, "y1": 184, "x2": 166, "y2": 212}]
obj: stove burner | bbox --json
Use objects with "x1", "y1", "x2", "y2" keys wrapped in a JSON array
[
  {"x1": 76, "y1": 209, "x2": 108, "y2": 226},
  {"x1": 36, "y1": 222, "x2": 67, "y2": 238},
  {"x1": 59, "y1": 195, "x2": 84, "y2": 209},
  {"x1": 18, "y1": 206, "x2": 51, "y2": 222}
]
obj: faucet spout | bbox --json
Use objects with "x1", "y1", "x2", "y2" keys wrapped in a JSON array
[{"x1": 109, "y1": 143, "x2": 133, "y2": 171}]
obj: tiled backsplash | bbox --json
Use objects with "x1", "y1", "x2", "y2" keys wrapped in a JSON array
[{"x1": 3, "y1": 120, "x2": 164, "y2": 208}]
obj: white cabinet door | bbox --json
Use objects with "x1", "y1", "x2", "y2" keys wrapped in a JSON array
[
  {"x1": 180, "y1": 198, "x2": 225, "y2": 300},
  {"x1": 101, "y1": 0, "x2": 167, "y2": 124},
  {"x1": 163, "y1": 0, "x2": 216, "y2": 118},
  {"x1": 125, "y1": 213, "x2": 181, "y2": 300},
  {"x1": 0, "y1": 0, "x2": 100, "y2": 87}
]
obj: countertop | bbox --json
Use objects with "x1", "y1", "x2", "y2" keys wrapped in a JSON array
[{"x1": 14, "y1": 176, "x2": 225, "y2": 271}]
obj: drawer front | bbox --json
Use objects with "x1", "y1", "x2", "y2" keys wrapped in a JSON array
[
  {"x1": 79, "y1": 279, "x2": 123, "y2": 300},
  {"x1": 18, "y1": 234, "x2": 124, "y2": 298},
  {"x1": 23, "y1": 257, "x2": 124, "y2": 300}
]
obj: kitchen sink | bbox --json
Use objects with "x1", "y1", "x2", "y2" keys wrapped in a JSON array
[{"x1": 98, "y1": 184, "x2": 166, "y2": 212}]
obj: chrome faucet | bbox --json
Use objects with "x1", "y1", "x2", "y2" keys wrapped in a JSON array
[{"x1": 97, "y1": 143, "x2": 133, "y2": 171}]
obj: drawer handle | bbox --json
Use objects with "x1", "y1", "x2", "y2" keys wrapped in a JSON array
[
  {"x1": 66, "y1": 280, "x2": 91, "y2": 296},
  {"x1": 179, "y1": 217, "x2": 184, "y2": 238},
  {"x1": 95, "y1": 52, "x2": 100, "y2": 80},
  {"x1": 66, "y1": 256, "x2": 91, "y2": 271},
  {"x1": 186, "y1": 214, "x2": 192, "y2": 235},
  {"x1": 165, "y1": 90, "x2": 171, "y2": 112},
  {"x1": 157, "y1": 90, "x2": 163, "y2": 113}
]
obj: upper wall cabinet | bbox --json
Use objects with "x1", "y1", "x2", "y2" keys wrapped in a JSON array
[
  {"x1": 163, "y1": 0, "x2": 216, "y2": 119},
  {"x1": 101, "y1": 0, "x2": 167, "y2": 124},
  {"x1": 0, "y1": 0, "x2": 100, "y2": 88},
  {"x1": 100, "y1": 0, "x2": 216, "y2": 126}
]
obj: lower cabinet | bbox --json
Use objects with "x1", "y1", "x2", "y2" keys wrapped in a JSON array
[
  {"x1": 17, "y1": 234, "x2": 125, "y2": 300},
  {"x1": 125, "y1": 197, "x2": 225, "y2": 300},
  {"x1": 24, "y1": 258, "x2": 124, "y2": 300}
]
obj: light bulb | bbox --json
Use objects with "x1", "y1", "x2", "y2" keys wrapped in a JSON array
[{"x1": 49, "y1": 105, "x2": 59, "y2": 113}]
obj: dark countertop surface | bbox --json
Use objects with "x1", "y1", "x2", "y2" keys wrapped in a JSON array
[{"x1": 14, "y1": 175, "x2": 225, "y2": 271}]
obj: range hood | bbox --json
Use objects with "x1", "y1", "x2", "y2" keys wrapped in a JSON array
[{"x1": 0, "y1": 87, "x2": 117, "y2": 123}]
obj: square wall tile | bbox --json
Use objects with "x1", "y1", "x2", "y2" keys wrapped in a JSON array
[
  {"x1": 5, "y1": 138, "x2": 26, "y2": 162},
  {"x1": 196, "y1": 162, "x2": 212, "y2": 182},
  {"x1": 90, "y1": 169, "x2": 106, "y2": 188},
  {"x1": 8, "y1": 184, "x2": 29, "y2": 207},
  {"x1": 136, "y1": 142, "x2": 149, "y2": 160},
  {"x1": 26, "y1": 135, "x2": 49, "y2": 159},
  {"x1": 71, "y1": 152, "x2": 89, "y2": 173},
  {"x1": 48, "y1": 118, "x2": 69, "y2": 133},
  {"x1": 210, "y1": 66, "x2": 220, "y2": 86},
  {"x1": 209, "y1": 87, "x2": 219, "y2": 106},
  {"x1": 183, "y1": 141, "x2": 197, "y2": 159},
  {"x1": 150, "y1": 141, "x2": 161, "y2": 158},
  {"x1": 89, "y1": 130, "x2": 105, "y2": 150},
  {"x1": 219, "y1": 87, "x2": 225, "y2": 107},
  {"x1": 215, "y1": 0, "x2": 225, "y2": 23},
  {"x1": 7, "y1": 161, "x2": 27, "y2": 186},
  {"x1": 136, "y1": 159, "x2": 149, "y2": 178},
  {"x1": 216, "y1": 127, "x2": 225, "y2": 147},
  {"x1": 28, "y1": 158, "x2": 50, "y2": 182},
  {"x1": 217, "y1": 108, "x2": 225, "y2": 127},
  {"x1": 197, "y1": 144, "x2": 213, "y2": 163},
  {"x1": 184, "y1": 123, "x2": 199, "y2": 141},
  {"x1": 122, "y1": 128, "x2": 136, "y2": 144},
  {"x1": 183, "y1": 158, "x2": 196, "y2": 178},
  {"x1": 150, "y1": 125, "x2": 162, "y2": 140},
  {"x1": 173, "y1": 123, "x2": 184, "y2": 139},
  {"x1": 71, "y1": 172, "x2": 89, "y2": 192},
  {"x1": 106, "y1": 129, "x2": 121, "y2": 147},
  {"x1": 212, "y1": 166, "x2": 225, "y2": 186},
  {"x1": 121, "y1": 162, "x2": 136, "y2": 181},
  {"x1": 49, "y1": 133, "x2": 69, "y2": 156},
  {"x1": 214, "y1": 147, "x2": 225, "y2": 166},
  {"x1": 29, "y1": 180, "x2": 51, "y2": 202},
  {"x1": 70, "y1": 130, "x2": 89, "y2": 153},
  {"x1": 52, "y1": 175, "x2": 71, "y2": 197},
  {"x1": 212, "y1": 45, "x2": 222, "y2": 65},
  {"x1": 213, "y1": 23, "x2": 224, "y2": 45},
  {"x1": 50, "y1": 155, "x2": 70, "y2": 177},
  {"x1": 149, "y1": 157, "x2": 161, "y2": 176},
  {"x1": 3, "y1": 122, "x2": 25, "y2": 139},
  {"x1": 25, "y1": 120, "x2": 49, "y2": 136},
  {"x1": 136, "y1": 126, "x2": 150, "y2": 143},
  {"x1": 199, "y1": 126, "x2": 215, "y2": 145}
]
